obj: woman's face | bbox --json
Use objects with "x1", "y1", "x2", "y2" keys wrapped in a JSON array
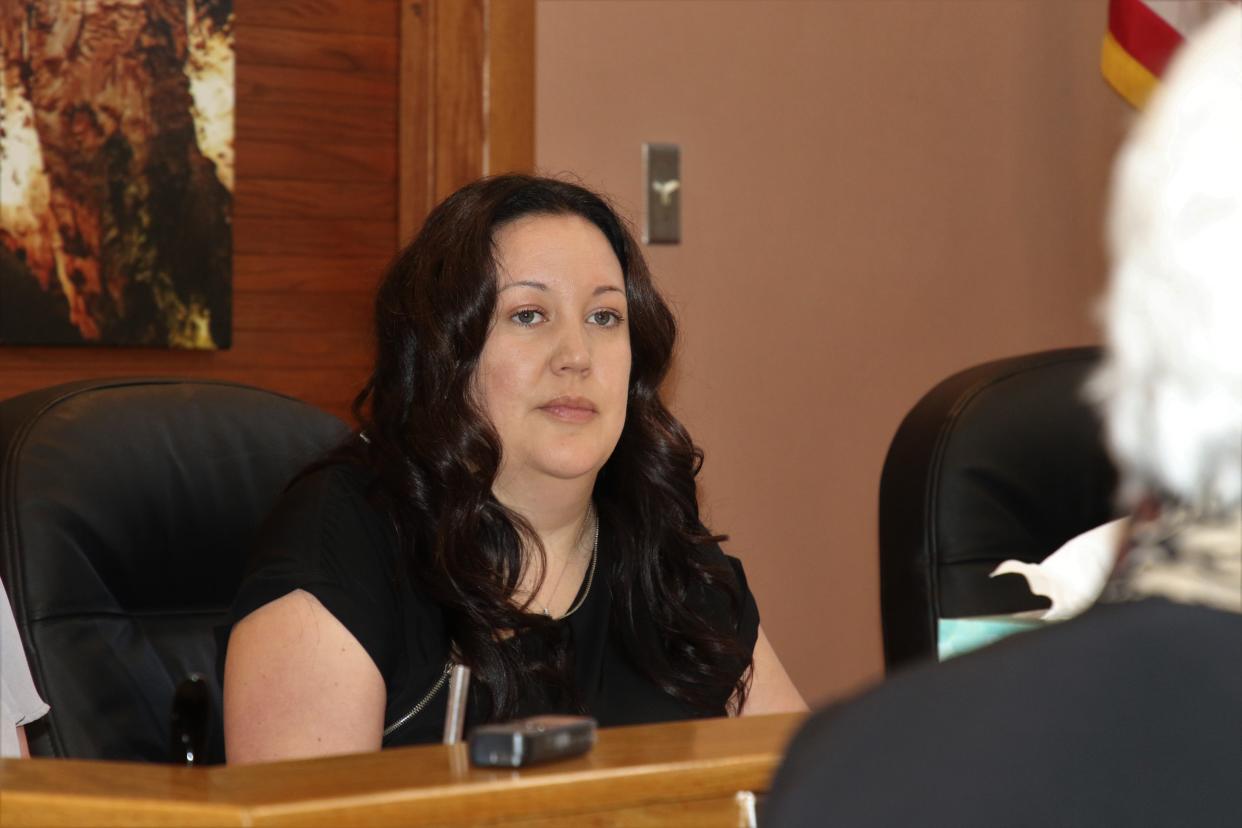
[{"x1": 477, "y1": 214, "x2": 631, "y2": 492}]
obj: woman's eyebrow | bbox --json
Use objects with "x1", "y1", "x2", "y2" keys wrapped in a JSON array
[
  {"x1": 497, "y1": 280, "x2": 547, "y2": 293},
  {"x1": 497, "y1": 281, "x2": 623, "y2": 296}
]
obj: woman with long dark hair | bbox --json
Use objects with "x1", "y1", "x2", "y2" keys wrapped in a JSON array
[{"x1": 223, "y1": 175, "x2": 804, "y2": 762}]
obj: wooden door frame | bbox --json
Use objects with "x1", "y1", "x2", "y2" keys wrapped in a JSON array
[{"x1": 398, "y1": 0, "x2": 535, "y2": 243}]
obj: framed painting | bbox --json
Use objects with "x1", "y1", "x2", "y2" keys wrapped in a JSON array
[{"x1": 1, "y1": 1, "x2": 234, "y2": 348}]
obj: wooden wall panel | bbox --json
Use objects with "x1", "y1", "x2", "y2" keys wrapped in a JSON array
[
  {"x1": 1, "y1": 0, "x2": 534, "y2": 421},
  {"x1": 230, "y1": 256, "x2": 385, "y2": 293},
  {"x1": 398, "y1": 0, "x2": 433, "y2": 243},
  {"x1": 486, "y1": 0, "x2": 537, "y2": 177},
  {"x1": 432, "y1": 1, "x2": 487, "y2": 203},
  {"x1": 397, "y1": 0, "x2": 535, "y2": 240},
  {"x1": 237, "y1": 66, "x2": 397, "y2": 107},
  {"x1": 1, "y1": 331, "x2": 367, "y2": 371},
  {"x1": 236, "y1": 180, "x2": 396, "y2": 221},
  {"x1": 233, "y1": 218, "x2": 392, "y2": 258},
  {"x1": 240, "y1": 1, "x2": 398, "y2": 36},
  {"x1": 237, "y1": 140, "x2": 395, "y2": 182},
  {"x1": 237, "y1": 101, "x2": 396, "y2": 145},
  {"x1": 237, "y1": 26, "x2": 398, "y2": 74}
]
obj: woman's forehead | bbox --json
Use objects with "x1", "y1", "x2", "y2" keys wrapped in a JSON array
[{"x1": 493, "y1": 214, "x2": 624, "y2": 290}]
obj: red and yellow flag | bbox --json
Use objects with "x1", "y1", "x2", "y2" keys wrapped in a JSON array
[{"x1": 1101, "y1": 0, "x2": 1234, "y2": 107}]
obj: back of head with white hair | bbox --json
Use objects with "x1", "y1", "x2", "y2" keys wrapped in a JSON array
[{"x1": 1091, "y1": 5, "x2": 1242, "y2": 510}]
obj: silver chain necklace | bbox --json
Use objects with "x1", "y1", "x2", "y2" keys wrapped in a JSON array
[{"x1": 530, "y1": 506, "x2": 599, "y2": 620}]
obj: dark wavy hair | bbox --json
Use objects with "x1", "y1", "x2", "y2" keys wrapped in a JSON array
[{"x1": 347, "y1": 174, "x2": 751, "y2": 720}]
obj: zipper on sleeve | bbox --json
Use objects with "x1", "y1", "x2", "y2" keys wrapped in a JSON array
[{"x1": 383, "y1": 660, "x2": 453, "y2": 740}]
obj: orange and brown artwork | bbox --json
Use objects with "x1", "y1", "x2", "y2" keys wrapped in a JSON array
[{"x1": 1, "y1": 1, "x2": 233, "y2": 348}]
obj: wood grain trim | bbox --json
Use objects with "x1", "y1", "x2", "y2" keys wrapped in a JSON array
[
  {"x1": 238, "y1": 0, "x2": 399, "y2": 37},
  {"x1": 236, "y1": 25, "x2": 397, "y2": 74},
  {"x1": 237, "y1": 64, "x2": 398, "y2": 106},
  {"x1": 237, "y1": 141, "x2": 396, "y2": 183},
  {"x1": 399, "y1": 0, "x2": 434, "y2": 244},
  {"x1": 431, "y1": 0, "x2": 486, "y2": 204},
  {"x1": 245, "y1": 754, "x2": 774, "y2": 827},
  {"x1": 233, "y1": 217, "x2": 393, "y2": 258},
  {"x1": 0, "y1": 330, "x2": 370, "y2": 370},
  {"x1": 237, "y1": 99, "x2": 397, "y2": 145},
  {"x1": 0, "y1": 792, "x2": 243, "y2": 828},
  {"x1": 236, "y1": 179, "x2": 397, "y2": 221},
  {"x1": 397, "y1": 0, "x2": 535, "y2": 243},
  {"x1": 231, "y1": 255, "x2": 388, "y2": 293},
  {"x1": 484, "y1": 0, "x2": 535, "y2": 177}
]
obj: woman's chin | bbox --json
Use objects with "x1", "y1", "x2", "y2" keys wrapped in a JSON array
[{"x1": 529, "y1": 452, "x2": 611, "y2": 483}]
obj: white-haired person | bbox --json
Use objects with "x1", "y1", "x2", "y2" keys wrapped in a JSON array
[{"x1": 764, "y1": 7, "x2": 1241, "y2": 827}]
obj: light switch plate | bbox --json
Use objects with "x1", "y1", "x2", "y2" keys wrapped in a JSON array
[{"x1": 643, "y1": 143, "x2": 680, "y2": 244}]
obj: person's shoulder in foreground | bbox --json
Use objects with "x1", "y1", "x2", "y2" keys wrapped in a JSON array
[{"x1": 763, "y1": 598, "x2": 1242, "y2": 828}]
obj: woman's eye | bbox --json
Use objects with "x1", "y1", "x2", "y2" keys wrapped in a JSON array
[
  {"x1": 588, "y1": 310, "x2": 624, "y2": 327},
  {"x1": 511, "y1": 309, "x2": 545, "y2": 326}
]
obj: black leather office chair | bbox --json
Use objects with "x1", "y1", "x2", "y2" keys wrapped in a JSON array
[
  {"x1": 0, "y1": 378, "x2": 347, "y2": 762},
  {"x1": 878, "y1": 348, "x2": 1121, "y2": 673}
]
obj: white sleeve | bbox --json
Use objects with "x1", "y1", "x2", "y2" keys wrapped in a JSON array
[{"x1": 1, "y1": 583, "x2": 49, "y2": 758}]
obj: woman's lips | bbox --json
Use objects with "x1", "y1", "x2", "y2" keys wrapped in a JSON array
[{"x1": 539, "y1": 397, "x2": 597, "y2": 423}]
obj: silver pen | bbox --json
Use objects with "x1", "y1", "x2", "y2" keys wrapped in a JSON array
[{"x1": 442, "y1": 664, "x2": 471, "y2": 745}]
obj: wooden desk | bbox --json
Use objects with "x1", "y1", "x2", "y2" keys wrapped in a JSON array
[{"x1": 0, "y1": 713, "x2": 804, "y2": 827}]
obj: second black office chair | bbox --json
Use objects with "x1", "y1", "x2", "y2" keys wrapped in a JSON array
[{"x1": 878, "y1": 348, "x2": 1121, "y2": 672}]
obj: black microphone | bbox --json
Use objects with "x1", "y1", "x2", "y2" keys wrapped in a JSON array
[{"x1": 170, "y1": 674, "x2": 211, "y2": 766}]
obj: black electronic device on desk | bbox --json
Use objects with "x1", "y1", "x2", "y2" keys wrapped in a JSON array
[{"x1": 468, "y1": 715, "x2": 596, "y2": 767}]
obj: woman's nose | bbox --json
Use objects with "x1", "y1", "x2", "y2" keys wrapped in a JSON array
[{"x1": 551, "y1": 323, "x2": 590, "y2": 374}]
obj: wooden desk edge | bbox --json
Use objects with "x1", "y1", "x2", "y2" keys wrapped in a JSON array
[
  {"x1": 243, "y1": 753, "x2": 780, "y2": 826},
  {"x1": 0, "y1": 713, "x2": 807, "y2": 827},
  {"x1": 0, "y1": 791, "x2": 245, "y2": 828}
]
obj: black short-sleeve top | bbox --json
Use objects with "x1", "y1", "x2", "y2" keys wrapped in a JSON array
[{"x1": 226, "y1": 463, "x2": 760, "y2": 746}]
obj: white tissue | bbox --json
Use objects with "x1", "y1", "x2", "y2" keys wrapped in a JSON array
[{"x1": 990, "y1": 518, "x2": 1129, "y2": 621}]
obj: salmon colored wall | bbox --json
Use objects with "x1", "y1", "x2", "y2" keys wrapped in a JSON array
[{"x1": 536, "y1": 0, "x2": 1131, "y2": 703}]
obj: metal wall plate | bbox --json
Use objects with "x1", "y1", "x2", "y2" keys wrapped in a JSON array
[{"x1": 643, "y1": 143, "x2": 680, "y2": 244}]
